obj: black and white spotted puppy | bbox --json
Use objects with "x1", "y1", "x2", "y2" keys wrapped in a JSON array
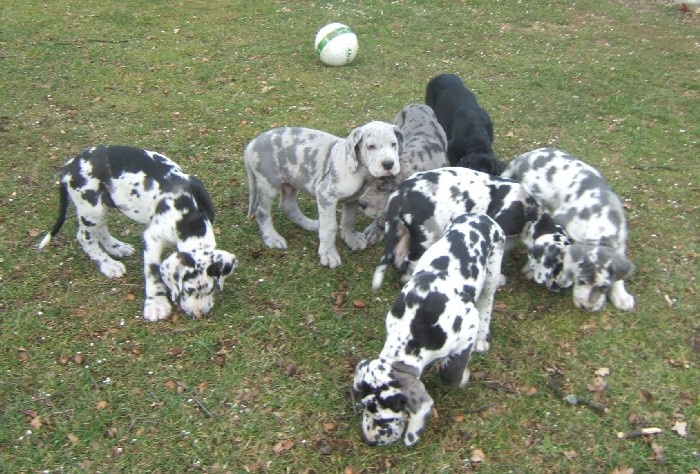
[
  {"x1": 38, "y1": 145, "x2": 238, "y2": 321},
  {"x1": 372, "y1": 167, "x2": 568, "y2": 289},
  {"x1": 502, "y1": 148, "x2": 635, "y2": 311},
  {"x1": 425, "y1": 73, "x2": 505, "y2": 175},
  {"x1": 245, "y1": 121, "x2": 402, "y2": 268},
  {"x1": 359, "y1": 104, "x2": 448, "y2": 245},
  {"x1": 354, "y1": 213, "x2": 505, "y2": 447}
]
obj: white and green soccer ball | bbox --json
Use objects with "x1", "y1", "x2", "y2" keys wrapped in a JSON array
[{"x1": 314, "y1": 23, "x2": 358, "y2": 66}]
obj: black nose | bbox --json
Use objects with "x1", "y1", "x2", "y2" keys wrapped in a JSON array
[
  {"x1": 381, "y1": 160, "x2": 395, "y2": 171},
  {"x1": 361, "y1": 432, "x2": 378, "y2": 446}
]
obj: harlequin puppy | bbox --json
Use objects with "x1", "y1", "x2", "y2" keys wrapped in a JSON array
[
  {"x1": 502, "y1": 148, "x2": 635, "y2": 311},
  {"x1": 354, "y1": 213, "x2": 505, "y2": 447},
  {"x1": 244, "y1": 121, "x2": 402, "y2": 268},
  {"x1": 359, "y1": 104, "x2": 448, "y2": 245},
  {"x1": 372, "y1": 167, "x2": 568, "y2": 289},
  {"x1": 425, "y1": 73, "x2": 505, "y2": 175},
  {"x1": 38, "y1": 145, "x2": 238, "y2": 321}
]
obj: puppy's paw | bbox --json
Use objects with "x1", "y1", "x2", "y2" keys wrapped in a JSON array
[
  {"x1": 610, "y1": 290, "x2": 635, "y2": 311},
  {"x1": 262, "y1": 233, "x2": 287, "y2": 249},
  {"x1": 343, "y1": 231, "x2": 368, "y2": 251},
  {"x1": 319, "y1": 249, "x2": 342, "y2": 268},
  {"x1": 143, "y1": 296, "x2": 172, "y2": 322},
  {"x1": 99, "y1": 260, "x2": 126, "y2": 279},
  {"x1": 475, "y1": 339, "x2": 490, "y2": 353},
  {"x1": 362, "y1": 221, "x2": 385, "y2": 246},
  {"x1": 105, "y1": 240, "x2": 135, "y2": 258}
]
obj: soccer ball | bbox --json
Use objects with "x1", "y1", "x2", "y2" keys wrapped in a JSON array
[{"x1": 314, "y1": 23, "x2": 358, "y2": 66}]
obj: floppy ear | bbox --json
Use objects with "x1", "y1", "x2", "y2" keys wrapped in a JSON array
[
  {"x1": 160, "y1": 252, "x2": 195, "y2": 302},
  {"x1": 611, "y1": 255, "x2": 634, "y2": 281},
  {"x1": 345, "y1": 126, "x2": 363, "y2": 173},
  {"x1": 393, "y1": 125, "x2": 404, "y2": 157},
  {"x1": 391, "y1": 362, "x2": 434, "y2": 447},
  {"x1": 206, "y1": 250, "x2": 238, "y2": 290}
]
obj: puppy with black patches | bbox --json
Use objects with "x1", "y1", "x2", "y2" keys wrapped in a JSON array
[
  {"x1": 38, "y1": 145, "x2": 238, "y2": 321},
  {"x1": 425, "y1": 73, "x2": 505, "y2": 175},
  {"x1": 502, "y1": 148, "x2": 634, "y2": 311},
  {"x1": 372, "y1": 167, "x2": 568, "y2": 290},
  {"x1": 354, "y1": 213, "x2": 505, "y2": 447}
]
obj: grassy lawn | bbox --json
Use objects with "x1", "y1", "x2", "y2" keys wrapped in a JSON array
[{"x1": 1, "y1": 1, "x2": 697, "y2": 472}]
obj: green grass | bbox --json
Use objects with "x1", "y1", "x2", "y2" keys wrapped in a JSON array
[{"x1": 1, "y1": 1, "x2": 698, "y2": 472}]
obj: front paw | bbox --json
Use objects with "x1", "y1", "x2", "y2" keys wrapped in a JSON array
[
  {"x1": 319, "y1": 248, "x2": 342, "y2": 268},
  {"x1": 363, "y1": 221, "x2": 385, "y2": 246},
  {"x1": 262, "y1": 233, "x2": 287, "y2": 249},
  {"x1": 343, "y1": 231, "x2": 368, "y2": 251},
  {"x1": 98, "y1": 259, "x2": 126, "y2": 279},
  {"x1": 475, "y1": 339, "x2": 490, "y2": 353},
  {"x1": 143, "y1": 296, "x2": 172, "y2": 322},
  {"x1": 610, "y1": 290, "x2": 635, "y2": 311}
]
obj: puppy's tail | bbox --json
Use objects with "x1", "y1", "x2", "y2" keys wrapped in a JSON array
[
  {"x1": 37, "y1": 182, "x2": 69, "y2": 250},
  {"x1": 189, "y1": 176, "x2": 215, "y2": 223},
  {"x1": 244, "y1": 158, "x2": 258, "y2": 219},
  {"x1": 371, "y1": 217, "x2": 401, "y2": 290}
]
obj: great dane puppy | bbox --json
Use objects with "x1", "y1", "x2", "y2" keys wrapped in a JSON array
[
  {"x1": 359, "y1": 104, "x2": 448, "y2": 245},
  {"x1": 425, "y1": 73, "x2": 505, "y2": 175},
  {"x1": 245, "y1": 121, "x2": 402, "y2": 268},
  {"x1": 38, "y1": 145, "x2": 238, "y2": 321},
  {"x1": 354, "y1": 213, "x2": 505, "y2": 447},
  {"x1": 502, "y1": 148, "x2": 635, "y2": 311},
  {"x1": 372, "y1": 167, "x2": 569, "y2": 290}
]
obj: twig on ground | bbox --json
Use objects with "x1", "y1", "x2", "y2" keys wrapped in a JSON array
[
  {"x1": 546, "y1": 373, "x2": 606, "y2": 414},
  {"x1": 617, "y1": 428, "x2": 662, "y2": 439}
]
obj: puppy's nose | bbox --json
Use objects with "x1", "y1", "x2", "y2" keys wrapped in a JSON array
[{"x1": 381, "y1": 160, "x2": 395, "y2": 171}]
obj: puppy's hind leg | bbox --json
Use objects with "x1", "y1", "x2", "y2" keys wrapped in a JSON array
[
  {"x1": 279, "y1": 184, "x2": 319, "y2": 232},
  {"x1": 75, "y1": 205, "x2": 126, "y2": 279},
  {"x1": 98, "y1": 223, "x2": 135, "y2": 258},
  {"x1": 252, "y1": 185, "x2": 287, "y2": 249}
]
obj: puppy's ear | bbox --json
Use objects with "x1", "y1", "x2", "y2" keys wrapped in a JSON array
[
  {"x1": 206, "y1": 250, "x2": 238, "y2": 290},
  {"x1": 391, "y1": 362, "x2": 434, "y2": 447},
  {"x1": 160, "y1": 252, "x2": 195, "y2": 302},
  {"x1": 393, "y1": 125, "x2": 404, "y2": 157},
  {"x1": 346, "y1": 126, "x2": 363, "y2": 173},
  {"x1": 611, "y1": 255, "x2": 634, "y2": 281}
]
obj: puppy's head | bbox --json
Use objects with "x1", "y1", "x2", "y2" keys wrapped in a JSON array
[
  {"x1": 358, "y1": 176, "x2": 398, "y2": 220},
  {"x1": 527, "y1": 218, "x2": 572, "y2": 292},
  {"x1": 348, "y1": 121, "x2": 402, "y2": 178},
  {"x1": 559, "y1": 242, "x2": 634, "y2": 311},
  {"x1": 160, "y1": 250, "x2": 238, "y2": 318},
  {"x1": 353, "y1": 359, "x2": 433, "y2": 447}
]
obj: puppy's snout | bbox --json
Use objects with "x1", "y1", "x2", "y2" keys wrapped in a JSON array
[{"x1": 381, "y1": 160, "x2": 396, "y2": 171}]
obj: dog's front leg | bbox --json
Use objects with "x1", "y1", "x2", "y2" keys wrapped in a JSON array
[
  {"x1": 340, "y1": 201, "x2": 368, "y2": 251},
  {"x1": 317, "y1": 199, "x2": 342, "y2": 268},
  {"x1": 141, "y1": 229, "x2": 172, "y2": 322}
]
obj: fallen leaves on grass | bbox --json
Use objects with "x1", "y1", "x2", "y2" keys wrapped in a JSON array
[
  {"x1": 650, "y1": 443, "x2": 666, "y2": 464},
  {"x1": 67, "y1": 433, "x2": 80, "y2": 444},
  {"x1": 17, "y1": 347, "x2": 28, "y2": 363},
  {"x1": 470, "y1": 447, "x2": 485, "y2": 465},
  {"x1": 272, "y1": 439, "x2": 294, "y2": 455},
  {"x1": 611, "y1": 466, "x2": 634, "y2": 474},
  {"x1": 671, "y1": 420, "x2": 688, "y2": 437}
]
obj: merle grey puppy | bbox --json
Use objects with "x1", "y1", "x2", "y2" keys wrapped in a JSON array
[{"x1": 425, "y1": 73, "x2": 504, "y2": 175}]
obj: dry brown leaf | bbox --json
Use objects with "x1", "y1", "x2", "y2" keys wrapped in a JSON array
[
  {"x1": 651, "y1": 443, "x2": 666, "y2": 464},
  {"x1": 594, "y1": 367, "x2": 610, "y2": 377},
  {"x1": 471, "y1": 447, "x2": 485, "y2": 464},
  {"x1": 17, "y1": 348, "x2": 28, "y2": 363},
  {"x1": 126, "y1": 293, "x2": 136, "y2": 301},
  {"x1": 272, "y1": 439, "x2": 294, "y2": 455},
  {"x1": 352, "y1": 299, "x2": 366, "y2": 309},
  {"x1": 611, "y1": 466, "x2": 634, "y2": 474},
  {"x1": 95, "y1": 400, "x2": 108, "y2": 410},
  {"x1": 453, "y1": 414, "x2": 464, "y2": 423},
  {"x1": 323, "y1": 421, "x2": 337, "y2": 432},
  {"x1": 58, "y1": 353, "x2": 70, "y2": 365},
  {"x1": 563, "y1": 449, "x2": 578, "y2": 460},
  {"x1": 67, "y1": 433, "x2": 80, "y2": 444},
  {"x1": 27, "y1": 229, "x2": 41, "y2": 237},
  {"x1": 671, "y1": 420, "x2": 688, "y2": 437},
  {"x1": 29, "y1": 416, "x2": 42, "y2": 430},
  {"x1": 73, "y1": 352, "x2": 85, "y2": 365},
  {"x1": 587, "y1": 376, "x2": 607, "y2": 392},
  {"x1": 343, "y1": 467, "x2": 358, "y2": 474}
]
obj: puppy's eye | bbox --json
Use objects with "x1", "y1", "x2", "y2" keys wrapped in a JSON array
[
  {"x1": 367, "y1": 144, "x2": 376, "y2": 150},
  {"x1": 184, "y1": 288, "x2": 196, "y2": 296}
]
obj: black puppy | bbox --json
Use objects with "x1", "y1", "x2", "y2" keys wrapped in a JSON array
[{"x1": 425, "y1": 73, "x2": 504, "y2": 175}]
